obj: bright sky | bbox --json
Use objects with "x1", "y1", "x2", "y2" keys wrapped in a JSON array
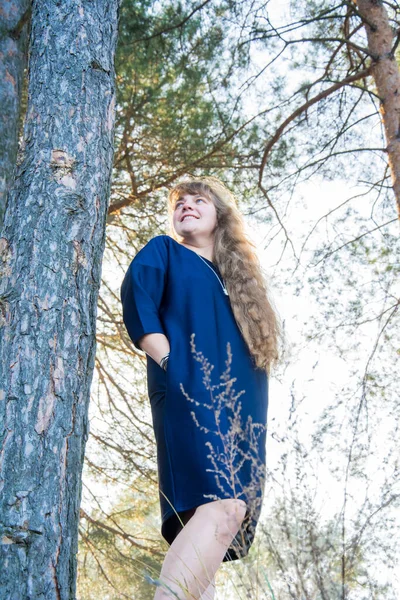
[{"x1": 246, "y1": 174, "x2": 400, "y2": 596}]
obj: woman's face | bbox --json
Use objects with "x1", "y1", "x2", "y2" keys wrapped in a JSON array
[{"x1": 172, "y1": 192, "x2": 218, "y2": 240}]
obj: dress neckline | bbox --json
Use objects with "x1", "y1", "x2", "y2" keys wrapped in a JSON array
[
  {"x1": 166, "y1": 235, "x2": 217, "y2": 268},
  {"x1": 166, "y1": 235, "x2": 228, "y2": 295}
]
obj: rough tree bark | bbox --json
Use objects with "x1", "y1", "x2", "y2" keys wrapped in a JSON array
[
  {"x1": 0, "y1": 0, "x2": 31, "y2": 230},
  {"x1": 357, "y1": 0, "x2": 400, "y2": 218},
  {"x1": 0, "y1": 1, "x2": 121, "y2": 598}
]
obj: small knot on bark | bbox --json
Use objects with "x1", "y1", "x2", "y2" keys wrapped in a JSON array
[{"x1": 0, "y1": 525, "x2": 42, "y2": 546}]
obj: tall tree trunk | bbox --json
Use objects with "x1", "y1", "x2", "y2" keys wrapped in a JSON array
[
  {"x1": 0, "y1": 1, "x2": 31, "y2": 230},
  {"x1": 357, "y1": 0, "x2": 400, "y2": 218},
  {"x1": 0, "y1": 1, "x2": 120, "y2": 598}
]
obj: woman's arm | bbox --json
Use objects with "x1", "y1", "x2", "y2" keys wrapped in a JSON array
[{"x1": 138, "y1": 332, "x2": 170, "y2": 366}]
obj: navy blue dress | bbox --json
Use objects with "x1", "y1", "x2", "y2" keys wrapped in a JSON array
[{"x1": 120, "y1": 235, "x2": 268, "y2": 561}]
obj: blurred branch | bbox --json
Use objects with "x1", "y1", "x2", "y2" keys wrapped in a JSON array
[
  {"x1": 126, "y1": 0, "x2": 213, "y2": 44},
  {"x1": 259, "y1": 67, "x2": 373, "y2": 184}
]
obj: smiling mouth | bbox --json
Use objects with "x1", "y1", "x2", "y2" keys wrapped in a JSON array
[{"x1": 181, "y1": 215, "x2": 199, "y2": 221}]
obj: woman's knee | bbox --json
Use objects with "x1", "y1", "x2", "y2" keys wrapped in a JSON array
[
  {"x1": 196, "y1": 498, "x2": 247, "y2": 542},
  {"x1": 221, "y1": 498, "x2": 247, "y2": 524}
]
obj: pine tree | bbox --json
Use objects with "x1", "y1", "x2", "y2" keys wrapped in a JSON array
[{"x1": 0, "y1": 1, "x2": 121, "y2": 597}]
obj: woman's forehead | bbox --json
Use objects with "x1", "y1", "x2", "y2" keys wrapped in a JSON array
[
  {"x1": 171, "y1": 183, "x2": 211, "y2": 198},
  {"x1": 176, "y1": 192, "x2": 208, "y2": 201}
]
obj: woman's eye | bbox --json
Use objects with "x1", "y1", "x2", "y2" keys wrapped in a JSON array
[{"x1": 175, "y1": 198, "x2": 204, "y2": 208}]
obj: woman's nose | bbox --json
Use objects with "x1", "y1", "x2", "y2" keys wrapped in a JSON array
[{"x1": 182, "y1": 200, "x2": 194, "y2": 210}]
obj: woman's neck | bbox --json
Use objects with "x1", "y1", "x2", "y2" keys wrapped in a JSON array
[{"x1": 180, "y1": 239, "x2": 214, "y2": 262}]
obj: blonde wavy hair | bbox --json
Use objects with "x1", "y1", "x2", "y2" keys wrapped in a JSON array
[{"x1": 167, "y1": 176, "x2": 281, "y2": 372}]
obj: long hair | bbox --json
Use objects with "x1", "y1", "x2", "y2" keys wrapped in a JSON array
[{"x1": 167, "y1": 176, "x2": 281, "y2": 372}]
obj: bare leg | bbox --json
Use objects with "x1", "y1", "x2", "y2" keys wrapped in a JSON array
[
  {"x1": 154, "y1": 498, "x2": 246, "y2": 600},
  {"x1": 199, "y1": 577, "x2": 215, "y2": 600}
]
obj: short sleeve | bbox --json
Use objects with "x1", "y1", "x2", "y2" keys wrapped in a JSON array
[{"x1": 120, "y1": 237, "x2": 168, "y2": 350}]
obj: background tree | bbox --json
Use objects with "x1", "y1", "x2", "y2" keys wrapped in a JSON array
[{"x1": 0, "y1": 1, "x2": 121, "y2": 598}]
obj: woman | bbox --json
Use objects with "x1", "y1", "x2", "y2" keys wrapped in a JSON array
[{"x1": 120, "y1": 176, "x2": 280, "y2": 599}]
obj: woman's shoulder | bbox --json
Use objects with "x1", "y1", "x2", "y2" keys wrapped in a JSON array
[
  {"x1": 132, "y1": 235, "x2": 171, "y2": 266},
  {"x1": 149, "y1": 234, "x2": 171, "y2": 245},
  {"x1": 140, "y1": 234, "x2": 173, "y2": 247}
]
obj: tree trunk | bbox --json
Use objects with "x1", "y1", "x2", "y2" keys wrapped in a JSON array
[
  {"x1": 0, "y1": 1, "x2": 120, "y2": 598},
  {"x1": 0, "y1": 0, "x2": 31, "y2": 230},
  {"x1": 357, "y1": 0, "x2": 400, "y2": 218}
]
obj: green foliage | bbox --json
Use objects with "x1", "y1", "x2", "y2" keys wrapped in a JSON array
[
  {"x1": 78, "y1": 486, "x2": 165, "y2": 600},
  {"x1": 113, "y1": 0, "x2": 243, "y2": 197}
]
